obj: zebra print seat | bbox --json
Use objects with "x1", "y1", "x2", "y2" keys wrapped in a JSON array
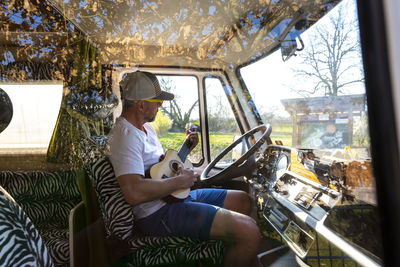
[
  {"x1": 0, "y1": 186, "x2": 54, "y2": 267},
  {"x1": 88, "y1": 157, "x2": 225, "y2": 266},
  {"x1": 0, "y1": 170, "x2": 82, "y2": 266}
]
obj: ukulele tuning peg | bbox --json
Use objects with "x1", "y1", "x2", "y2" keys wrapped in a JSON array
[{"x1": 186, "y1": 123, "x2": 200, "y2": 133}]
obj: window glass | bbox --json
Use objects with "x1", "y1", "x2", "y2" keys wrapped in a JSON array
[
  {"x1": 240, "y1": 0, "x2": 382, "y2": 261},
  {"x1": 242, "y1": 0, "x2": 366, "y2": 153},
  {"x1": 153, "y1": 75, "x2": 202, "y2": 164},
  {"x1": 0, "y1": 83, "x2": 63, "y2": 154},
  {"x1": 0, "y1": 88, "x2": 13, "y2": 134},
  {"x1": 205, "y1": 77, "x2": 239, "y2": 164}
]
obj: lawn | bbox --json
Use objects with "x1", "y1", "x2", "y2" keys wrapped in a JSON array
[
  {"x1": 158, "y1": 132, "x2": 235, "y2": 163},
  {"x1": 270, "y1": 122, "x2": 293, "y2": 146},
  {"x1": 158, "y1": 126, "x2": 295, "y2": 162}
]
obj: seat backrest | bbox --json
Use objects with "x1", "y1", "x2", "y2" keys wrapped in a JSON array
[
  {"x1": 87, "y1": 157, "x2": 135, "y2": 242},
  {"x1": 0, "y1": 186, "x2": 54, "y2": 267},
  {"x1": 0, "y1": 170, "x2": 81, "y2": 229}
]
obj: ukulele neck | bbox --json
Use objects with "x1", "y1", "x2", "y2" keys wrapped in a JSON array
[
  {"x1": 177, "y1": 139, "x2": 191, "y2": 162},
  {"x1": 177, "y1": 123, "x2": 198, "y2": 162}
]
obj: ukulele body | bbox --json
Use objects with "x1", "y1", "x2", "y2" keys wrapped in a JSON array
[{"x1": 150, "y1": 149, "x2": 192, "y2": 199}]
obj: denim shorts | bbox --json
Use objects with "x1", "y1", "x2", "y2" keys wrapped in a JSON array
[{"x1": 136, "y1": 188, "x2": 227, "y2": 239}]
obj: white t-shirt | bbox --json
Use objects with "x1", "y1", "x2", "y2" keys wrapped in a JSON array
[{"x1": 108, "y1": 117, "x2": 166, "y2": 219}]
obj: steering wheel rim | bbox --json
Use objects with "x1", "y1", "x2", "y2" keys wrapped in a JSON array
[{"x1": 201, "y1": 124, "x2": 272, "y2": 185}]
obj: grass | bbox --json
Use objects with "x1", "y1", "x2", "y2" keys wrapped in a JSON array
[
  {"x1": 158, "y1": 132, "x2": 234, "y2": 151},
  {"x1": 271, "y1": 122, "x2": 292, "y2": 133},
  {"x1": 158, "y1": 132, "x2": 187, "y2": 151},
  {"x1": 158, "y1": 127, "x2": 294, "y2": 160},
  {"x1": 158, "y1": 132, "x2": 235, "y2": 163},
  {"x1": 208, "y1": 132, "x2": 235, "y2": 144},
  {"x1": 270, "y1": 122, "x2": 293, "y2": 146}
]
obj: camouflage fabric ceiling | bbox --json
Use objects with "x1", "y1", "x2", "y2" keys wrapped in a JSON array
[
  {"x1": 50, "y1": 0, "x2": 338, "y2": 68},
  {"x1": 0, "y1": 0, "x2": 339, "y2": 70}
]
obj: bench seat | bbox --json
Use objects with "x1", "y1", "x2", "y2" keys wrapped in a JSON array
[{"x1": 0, "y1": 170, "x2": 82, "y2": 266}]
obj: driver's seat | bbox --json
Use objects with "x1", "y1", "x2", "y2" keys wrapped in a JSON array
[{"x1": 87, "y1": 156, "x2": 225, "y2": 266}]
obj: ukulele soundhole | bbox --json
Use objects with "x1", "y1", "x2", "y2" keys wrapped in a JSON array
[{"x1": 170, "y1": 160, "x2": 182, "y2": 173}]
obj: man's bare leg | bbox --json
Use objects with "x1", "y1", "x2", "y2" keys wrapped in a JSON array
[
  {"x1": 209, "y1": 190, "x2": 261, "y2": 267},
  {"x1": 210, "y1": 208, "x2": 261, "y2": 267},
  {"x1": 223, "y1": 190, "x2": 252, "y2": 215}
]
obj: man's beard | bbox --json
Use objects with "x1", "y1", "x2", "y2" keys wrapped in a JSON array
[
  {"x1": 144, "y1": 114, "x2": 156, "y2": 122},
  {"x1": 144, "y1": 109, "x2": 157, "y2": 123}
]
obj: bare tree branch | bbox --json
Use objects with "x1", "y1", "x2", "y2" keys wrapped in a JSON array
[
  {"x1": 291, "y1": 1, "x2": 363, "y2": 97},
  {"x1": 159, "y1": 76, "x2": 198, "y2": 130}
]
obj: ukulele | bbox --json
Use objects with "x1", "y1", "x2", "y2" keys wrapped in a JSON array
[{"x1": 150, "y1": 124, "x2": 199, "y2": 199}]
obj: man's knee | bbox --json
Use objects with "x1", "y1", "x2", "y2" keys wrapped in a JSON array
[
  {"x1": 224, "y1": 190, "x2": 252, "y2": 215},
  {"x1": 238, "y1": 214, "x2": 261, "y2": 243},
  {"x1": 210, "y1": 208, "x2": 260, "y2": 244}
]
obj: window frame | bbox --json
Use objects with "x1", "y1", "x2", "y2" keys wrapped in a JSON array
[{"x1": 114, "y1": 67, "x2": 247, "y2": 167}]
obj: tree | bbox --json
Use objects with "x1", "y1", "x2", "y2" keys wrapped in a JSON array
[
  {"x1": 206, "y1": 86, "x2": 237, "y2": 132},
  {"x1": 151, "y1": 111, "x2": 172, "y2": 136},
  {"x1": 293, "y1": 1, "x2": 364, "y2": 96},
  {"x1": 261, "y1": 109, "x2": 277, "y2": 124},
  {"x1": 353, "y1": 112, "x2": 370, "y2": 147},
  {"x1": 158, "y1": 77, "x2": 198, "y2": 131}
]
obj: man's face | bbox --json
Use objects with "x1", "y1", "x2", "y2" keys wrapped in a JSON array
[
  {"x1": 326, "y1": 124, "x2": 336, "y2": 134},
  {"x1": 143, "y1": 101, "x2": 162, "y2": 122}
]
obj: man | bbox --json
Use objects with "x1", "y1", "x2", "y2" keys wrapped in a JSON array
[
  {"x1": 108, "y1": 71, "x2": 261, "y2": 267},
  {"x1": 320, "y1": 123, "x2": 344, "y2": 148}
]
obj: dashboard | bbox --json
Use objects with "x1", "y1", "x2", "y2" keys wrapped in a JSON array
[{"x1": 247, "y1": 145, "x2": 382, "y2": 266}]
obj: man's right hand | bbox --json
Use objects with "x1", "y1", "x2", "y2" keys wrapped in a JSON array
[
  {"x1": 177, "y1": 167, "x2": 198, "y2": 188},
  {"x1": 118, "y1": 167, "x2": 199, "y2": 206}
]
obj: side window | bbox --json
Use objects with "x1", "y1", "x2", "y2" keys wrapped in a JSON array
[
  {"x1": 153, "y1": 75, "x2": 202, "y2": 164},
  {"x1": 0, "y1": 88, "x2": 13, "y2": 134},
  {"x1": 0, "y1": 83, "x2": 63, "y2": 154},
  {"x1": 205, "y1": 77, "x2": 239, "y2": 164}
]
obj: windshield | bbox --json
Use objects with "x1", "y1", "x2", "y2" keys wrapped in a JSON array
[
  {"x1": 240, "y1": 1, "x2": 382, "y2": 262},
  {"x1": 241, "y1": 0, "x2": 373, "y2": 193},
  {"x1": 241, "y1": 0, "x2": 367, "y2": 154}
]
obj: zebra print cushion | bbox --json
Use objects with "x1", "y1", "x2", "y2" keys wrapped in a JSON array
[
  {"x1": 0, "y1": 186, "x2": 54, "y2": 267},
  {"x1": 0, "y1": 170, "x2": 82, "y2": 267},
  {"x1": 115, "y1": 237, "x2": 225, "y2": 266},
  {"x1": 87, "y1": 157, "x2": 136, "y2": 241},
  {"x1": 88, "y1": 157, "x2": 225, "y2": 265}
]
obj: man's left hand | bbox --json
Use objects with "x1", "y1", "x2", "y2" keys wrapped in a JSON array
[{"x1": 187, "y1": 132, "x2": 199, "y2": 152}]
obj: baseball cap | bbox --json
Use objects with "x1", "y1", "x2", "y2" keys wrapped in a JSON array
[{"x1": 119, "y1": 71, "x2": 174, "y2": 101}]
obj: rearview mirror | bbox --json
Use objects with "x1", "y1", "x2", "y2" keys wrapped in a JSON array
[{"x1": 281, "y1": 32, "x2": 304, "y2": 62}]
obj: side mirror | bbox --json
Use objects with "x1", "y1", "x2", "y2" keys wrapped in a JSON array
[{"x1": 281, "y1": 32, "x2": 304, "y2": 62}]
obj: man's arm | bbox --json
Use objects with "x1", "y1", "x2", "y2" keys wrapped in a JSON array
[{"x1": 117, "y1": 168, "x2": 197, "y2": 206}]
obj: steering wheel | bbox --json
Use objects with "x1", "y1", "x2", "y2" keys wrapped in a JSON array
[{"x1": 201, "y1": 124, "x2": 272, "y2": 186}]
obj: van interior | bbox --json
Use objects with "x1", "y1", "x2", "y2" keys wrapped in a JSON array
[{"x1": 1, "y1": 0, "x2": 399, "y2": 266}]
